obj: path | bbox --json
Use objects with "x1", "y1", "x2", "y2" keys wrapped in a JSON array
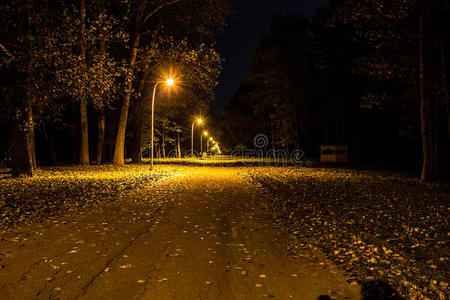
[{"x1": 0, "y1": 167, "x2": 360, "y2": 299}]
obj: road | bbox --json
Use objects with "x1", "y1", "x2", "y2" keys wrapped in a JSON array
[{"x1": 0, "y1": 167, "x2": 360, "y2": 299}]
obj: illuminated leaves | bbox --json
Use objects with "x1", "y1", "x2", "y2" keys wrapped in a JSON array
[
  {"x1": 119, "y1": 264, "x2": 133, "y2": 269},
  {"x1": 0, "y1": 165, "x2": 170, "y2": 228},
  {"x1": 247, "y1": 167, "x2": 450, "y2": 299},
  {"x1": 52, "y1": 6, "x2": 125, "y2": 110}
]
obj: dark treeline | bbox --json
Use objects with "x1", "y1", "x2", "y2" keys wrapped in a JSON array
[
  {"x1": 1, "y1": 0, "x2": 449, "y2": 181},
  {"x1": 220, "y1": 0, "x2": 450, "y2": 180},
  {"x1": 0, "y1": 0, "x2": 230, "y2": 176}
]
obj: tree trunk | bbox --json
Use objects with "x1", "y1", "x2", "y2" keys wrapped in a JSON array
[
  {"x1": 80, "y1": 99, "x2": 89, "y2": 165},
  {"x1": 433, "y1": 94, "x2": 439, "y2": 176},
  {"x1": 113, "y1": 0, "x2": 183, "y2": 164},
  {"x1": 271, "y1": 120, "x2": 276, "y2": 159},
  {"x1": 11, "y1": 103, "x2": 34, "y2": 177},
  {"x1": 48, "y1": 126, "x2": 57, "y2": 165},
  {"x1": 448, "y1": 96, "x2": 450, "y2": 141},
  {"x1": 29, "y1": 125, "x2": 36, "y2": 169},
  {"x1": 162, "y1": 129, "x2": 166, "y2": 159},
  {"x1": 113, "y1": 0, "x2": 146, "y2": 166},
  {"x1": 69, "y1": 127, "x2": 78, "y2": 163},
  {"x1": 438, "y1": 0, "x2": 450, "y2": 141},
  {"x1": 156, "y1": 143, "x2": 160, "y2": 159},
  {"x1": 419, "y1": 2, "x2": 437, "y2": 180},
  {"x1": 177, "y1": 131, "x2": 181, "y2": 158},
  {"x1": 79, "y1": 0, "x2": 89, "y2": 165},
  {"x1": 130, "y1": 76, "x2": 146, "y2": 163},
  {"x1": 293, "y1": 98, "x2": 300, "y2": 149},
  {"x1": 96, "y1": 110, "x2": 105, "y2": 165},
  {"x1": 130, "y1": 116, "x2": 143, "y2": 163},
  {"x1": 336, "y1": 92, "x2": 341, "y2": 143},
  {"x1": 113, "y1": 34, "x2": 140, "y2": 165},
  {"x1": 12, "y1": 0, "x2": 36, "y2": 176}
]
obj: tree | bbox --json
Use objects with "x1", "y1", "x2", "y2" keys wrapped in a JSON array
[
  {"x1": 113, "y1": 0, "x2": 230, "y2": 165},
  {"x1": 113, "y1": 0, "x2": 181, "y2": 165},
  {"x1": 223, "y1": 14, "x2": 313, "y2": 153},
  {"x1": 0, "y1": 0, "x2": 58, "y2": 176},
  {"x1": 128, "y1": 35, "x2": 222, "y2": 162},
  {"x1": 332, "y1": 0, "x2": 448, "y2": 180},
  {"x1": 53, "y1": 1, "x2": 123, "y2": 165}
]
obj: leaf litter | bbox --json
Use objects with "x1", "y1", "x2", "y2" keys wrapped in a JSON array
[
  {"x1": 0, "y1": 165, "x2": 174, "y2": 230},
  {"x1": 244, "y1": 167, "x2": 449, "y2": 300}
]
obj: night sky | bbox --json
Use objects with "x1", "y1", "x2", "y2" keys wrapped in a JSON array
[{"x1": 213, "y1": 0, "x2": 330, "y2": 113}]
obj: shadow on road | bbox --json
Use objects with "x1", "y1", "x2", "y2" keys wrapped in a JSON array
[
  {"x1": 361, "y1": 280, "x2": 405, "y2": 300},
  {"x1": 319, "y1": 280, "x2": 405, "y2": 300}
]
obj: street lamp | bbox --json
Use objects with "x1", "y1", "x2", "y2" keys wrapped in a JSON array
[
  {"x1": 150, "y1": 78, "x2": 174, "y2": 170},
  {"x1": 191, "y1": 118, "x2": 202, "y2": 158},
  {"x1": 201, "y1": 131, "x2": 208, "y2": 155},
  {"x1": 207, "y1": 137, "x2": 213, "y2": 155}
]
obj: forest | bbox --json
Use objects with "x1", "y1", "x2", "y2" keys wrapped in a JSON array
[
  {"x1": 221, "y1": 0, "x2": 450, "y2": 180},
  {"x1": 1, "y1": 0, "x2": 449, "y2": 180},
  {"x1": 0, "y1": 0, "x2": 229, "y2": 176}
]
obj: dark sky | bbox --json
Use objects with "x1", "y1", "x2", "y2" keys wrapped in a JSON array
[{"x1": 212, "y1": 0, "x2": 329, "y2": 113}]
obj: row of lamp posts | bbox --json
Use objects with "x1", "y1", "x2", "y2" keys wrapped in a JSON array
[
  {"x1": 150, "y1": 77, "x2": 219, "y2": 170},
  {"x1": 192, "y1": 119, "x2": 216, "y2": 158}
]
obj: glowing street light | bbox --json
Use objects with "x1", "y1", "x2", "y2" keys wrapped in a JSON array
[
  {"x1": 191, "y1": 118, "x2": 202, "y2": 157},
  {"x1": 166, "y1": 78, "x2": 174, "y2": 86},
  {"x1": 150, "y1": 78, "x2": 174, "y2": 170},
  {"x1": 207, "y1": 137, "x2": 213, "y2": 154},
  {"x1": 201, "y1": 131, "x2": 208, "y2": 155}
]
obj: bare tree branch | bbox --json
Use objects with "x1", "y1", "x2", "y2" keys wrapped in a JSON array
[
  {"x1": 0, "y1": 42, "x2": 12, "y2": 57},
  {"x1": 143, "y1": 0, "x2": 183, "y2": 24}
]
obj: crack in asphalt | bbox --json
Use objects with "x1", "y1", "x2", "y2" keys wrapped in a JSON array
[
  {"x1": 71, "y1": 205, "x2": 163, "y2": 300},
  {"x1": 133, "y1": 243, "x2": 172, "y2": 299}
]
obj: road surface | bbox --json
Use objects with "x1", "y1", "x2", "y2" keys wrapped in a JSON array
[{"x1": 0, "y1": 167, "x2": 360, "y2": 299}]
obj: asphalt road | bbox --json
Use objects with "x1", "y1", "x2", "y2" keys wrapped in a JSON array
[{"x1": 0, "y1": 167, "x2": 360, "y2": 299}]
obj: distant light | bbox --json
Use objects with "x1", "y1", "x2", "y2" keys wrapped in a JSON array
[
  {"x1": 166, "y1": 78, "x2": 174, "y2": 86},
  {"x1": 197, "y1": 119, "x2": 202, "y2": 124},
  {"x1": 203, "y1": 131, "x2": 208, "y2": 136},
  {"x1": 209, "y1": 137, "x2": 213, "y2": 141}
]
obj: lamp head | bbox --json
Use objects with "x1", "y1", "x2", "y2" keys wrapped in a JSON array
[{"x1": 166, "y1": 78, "x2": 174, "y2": 86}]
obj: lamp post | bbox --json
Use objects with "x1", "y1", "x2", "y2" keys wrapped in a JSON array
[
  {"x1": 207, "y1": 137, "x2": 213, "y2": 155},
  {"x1": 201, "y1": 131, "x2": 208, "y2": 156},
  {"x1": 150, "y1": 78, "x2": 174, "y2": 170},
  {"x1": 191, "y1": 118, "x2": 202, "y2": 157}
]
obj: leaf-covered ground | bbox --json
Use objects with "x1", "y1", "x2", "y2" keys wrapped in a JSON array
[
  {"x1": 244, "y1": 167, "x2": 449, "y2": 300},
  {"x1": 0, "y1": 166, "x2": 359, "y2": 299},
  {"x1": 0, "y1": 165, "x2": 173, "y2": 230}
]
